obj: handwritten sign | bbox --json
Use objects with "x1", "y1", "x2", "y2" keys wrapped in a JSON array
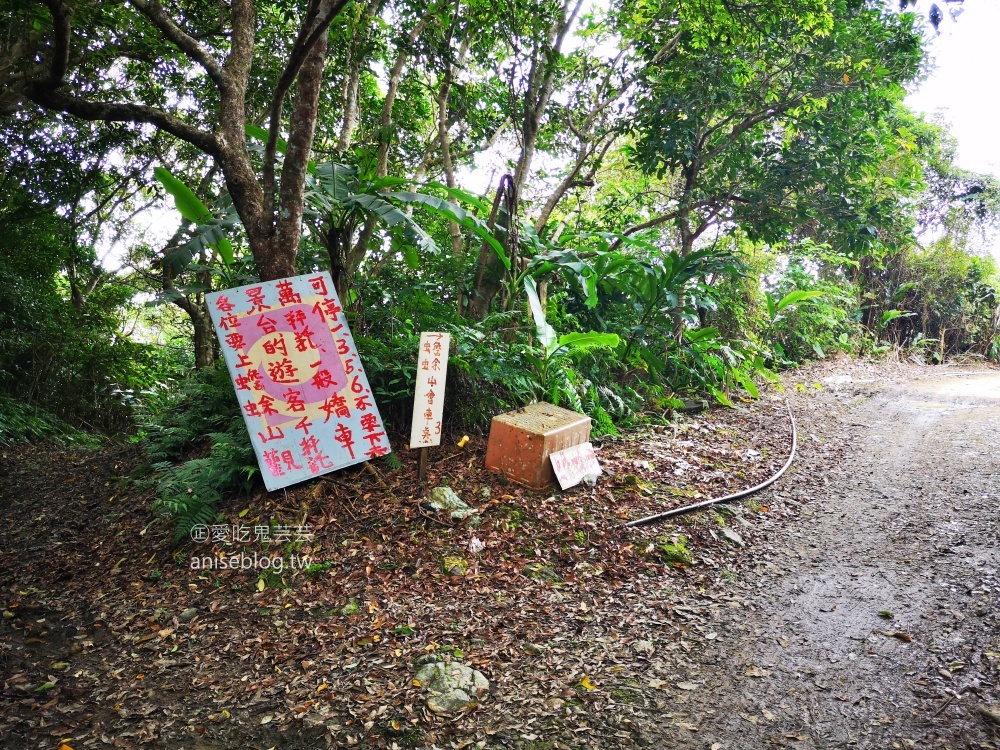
[
  {"x1": 206, "y1": 272, "x2": 390, "y2": 490},
  {"x1": 409, "y1": 332, "x2": 450, "y2": 448},
  {"x1": 549, "y1": 442, "x2": 601, "y2": 490}
]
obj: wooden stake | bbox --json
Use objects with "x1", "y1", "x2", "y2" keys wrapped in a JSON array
[{"x1": 418, "y1": 447, "x2": 428, "y2": 482}]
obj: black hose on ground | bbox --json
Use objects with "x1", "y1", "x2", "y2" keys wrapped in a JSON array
[{"x1": 625, "y1": 400, "x2": 798, "y2": 528}]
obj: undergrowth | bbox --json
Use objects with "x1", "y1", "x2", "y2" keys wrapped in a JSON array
[
  {"x1": 0, "y1": 395, "x2": 94, "y2": 447},
  {"x1": 135, "y1": 364, "x2": 258, "y2": 543}
]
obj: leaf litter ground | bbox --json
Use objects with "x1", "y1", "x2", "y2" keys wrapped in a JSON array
[{"x1": 3, "y1": 362, "x2": 998, "y2": 749}]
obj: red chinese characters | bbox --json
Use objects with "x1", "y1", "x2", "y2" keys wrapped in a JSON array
[
  {"x1": 276, "y1": 280, "x2": 302, "y2": 306},
  {"x1": 207, "y1": 273, "x2": 392, "y2": 491},
  {"x1": 246, "y1": 287, "x2": 270, "y2": 313},
  {"x1": 334, "y1": 423, "x2": 355, "y2": 459}
]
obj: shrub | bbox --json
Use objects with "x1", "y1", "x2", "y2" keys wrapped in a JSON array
[
  {"x1": 0, "y1": 395, "x2": 91, "y2": 447},
  {"x1": 136, "y1": 364, "x2": 258, "y2": 543}
]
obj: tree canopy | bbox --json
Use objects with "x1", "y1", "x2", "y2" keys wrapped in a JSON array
[{"x1": 0, "y1": 0, "x2": 996, "y2": 457}]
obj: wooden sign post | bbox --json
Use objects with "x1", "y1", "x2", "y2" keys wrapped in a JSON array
[{"x1": 409, "y1": 332, "x2": 450, "y2": 481}]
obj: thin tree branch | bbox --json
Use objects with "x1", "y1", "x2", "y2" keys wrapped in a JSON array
[
  {"x1": 608, "y1": 198, "x2": 721, "y2": 251},
  {"x1": 535, "y1": 132, "x2": 616, "y2": 232},
  {"x1": 129, "y1": 0, "x2": 226, "y2": 89},
  {"x1": 24, "y1": 86, "x2": 220, "y2": 156}
]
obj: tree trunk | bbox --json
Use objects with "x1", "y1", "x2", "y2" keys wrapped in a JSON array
[
  {"x1": 274, "y1": 32, "x2": 329, "y2": 275},
  {"x1": 336, "y1": 0, "x2": 379, "y2": 152},
  {"x1": 326, "y1": 222, "x2": 357, "y2": 300},
  {"x1": 347, "y1": 218, "x2": 377, "y2": 287},
  {"x1": 466, "y1": 0, "x2": 584, "y2": 319},
  {"x1": 468, "y1": 175, "x2": 516, "y2": 320},
  {"x1": 192, "y1": 306, "x2": 216, "y2": 369},
  {"x1": 337, "y1": 68, "x2": 361, "y2": 152},
  {"x1": 436, "y1": 37, "x2": 470, "y2": 256}
]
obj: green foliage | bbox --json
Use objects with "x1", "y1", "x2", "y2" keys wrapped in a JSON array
[
  {"x1": 355, "y1": 300, "x2": 535, "y2": 433},
  {"x1": 0, "y1": 395, "x2": 91, "y2": 447},
  {"x1": 663, "y1": 328, "x2": 771, "y2": 406},
  {"x1": 304, "y1": 162, "x2": 509, "y2": 286},
  {"x1": 875, "y1": 242, "x2": 1000, "y2": 360},
  {"x1": 342, "y1": 246, "x2": 533, "y2": 434},
  {"x1": 654, "y1": 534, "x2": 693, "y2": 566},
  {"x1": 767, "y1": 260, "x2": 860, "y2": 364},
  {"x1": 583, "y1": 385, "x2": 622, "y2": 438},
  {"x1": 137, "y1": 364, "x2": 257, "y2": 543},
  {"x1": 627, "y1": 0, "x2": 923, "y2": 255},
  {"x1": 522, "y1": 277, "x2": 620, "y2": 409},
  {"x1": 704, "y1": 239, "x2": 774, "y2": 340},
  {"x1": 304, "y1": 561, "x2": 334, "y2": 578},
  {"x1": 518, "y1": 231, "x2": 765, "y2": 405},
  {"x1": 154, "y1": 166, "x2": 213, "y2": 224},
  {"x1": 764, "y1": 290, "x2": 827, "y2": 326},
  {"x1": 0, "y1": 187, "x2": 187, "y2": 433},
  {"x1": 879, "y1": 309, "x2": 914, "y2": 327}
]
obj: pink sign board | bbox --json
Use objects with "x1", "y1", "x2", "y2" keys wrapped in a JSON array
[
  {"x1": 549, "y1": 442, "x2": 601, "y2": 490},
  {"x1": 206, "y1": 272, "x2": 391, "y2": 490}
]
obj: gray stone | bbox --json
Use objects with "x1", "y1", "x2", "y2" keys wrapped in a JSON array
[
  {"x1": 427, "y1": 689, "x2": 473, "y2": 714},
  {"x1": 721, "y1": 528, "x2": 745, "y2": 546},
  {"x1": 179, "y1": 607, "x2": 198, "y2": 621},
  {"x1": 414, "y1": 657, "x2": 490, "y2": 714},
  {"x1": 676, "y1": 398, "x2": 709, "y2": 413},
  {"x1": 426, "y1": 487, "x2": 477, "y2": 521}
]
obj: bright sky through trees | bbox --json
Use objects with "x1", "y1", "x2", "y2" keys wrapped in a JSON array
[{"x1": 905, "y1": 0, "x2": 1000, "y2": 257}]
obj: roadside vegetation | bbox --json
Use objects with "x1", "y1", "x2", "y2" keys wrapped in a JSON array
[{"x1": 0, "y1": 0, "x2": 997, "y2": 533}]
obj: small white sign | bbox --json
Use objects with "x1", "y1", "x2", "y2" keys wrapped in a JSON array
[
  {"x1": 550, "y1": 442, "x2": 601, "y2": 490},
  {"x1": 409, "y1": 332, "x2": 450, "y2": 448}
]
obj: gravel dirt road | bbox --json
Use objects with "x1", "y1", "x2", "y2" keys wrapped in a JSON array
[{"x1": 651, "y1": 368, "x2": 1000, "y2": 749}]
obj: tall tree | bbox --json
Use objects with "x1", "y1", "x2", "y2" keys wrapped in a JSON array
[
  {"x1": 622, "y1": 0, "x2": 923, "y2": 255},
  {"x1": 2, "y1": 0, "x2": 354, "y2": 281}
]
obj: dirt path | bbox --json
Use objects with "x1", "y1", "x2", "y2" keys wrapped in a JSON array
[
  {"x1": 2, "y1": 365, "x2": 998, "y2": 750},
  {"x1": 650, "y1": 369, "x2": 1000, "y2": 749}
]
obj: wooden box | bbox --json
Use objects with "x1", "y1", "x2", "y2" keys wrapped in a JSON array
[{"x1": 484, "y1": 402, "x2": 591, "y2": 490}]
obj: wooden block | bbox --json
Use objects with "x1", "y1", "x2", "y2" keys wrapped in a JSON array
[{"x1": 484, "y1": 402, "x2": 591, "y2": 490}]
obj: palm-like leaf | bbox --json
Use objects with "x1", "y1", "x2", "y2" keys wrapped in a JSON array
[
  {"x1": 161, "y1": 195, "x2": 240, "y2": 273},
  {"x1": 155, "y1": 167, "x2": 236, "y2": 268},
  {"x1": 305, "y1": 161, "x2": 511, "y2": 268},
  {"x1": 775, "y1": 289, "x2": 826, "y2": 312},
  {"x1": 385, "y1": 191, "x2": 508, "y2": 269},
  {"x1": 524, "y1": 277, "x2": 557, "y2": 352}
]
